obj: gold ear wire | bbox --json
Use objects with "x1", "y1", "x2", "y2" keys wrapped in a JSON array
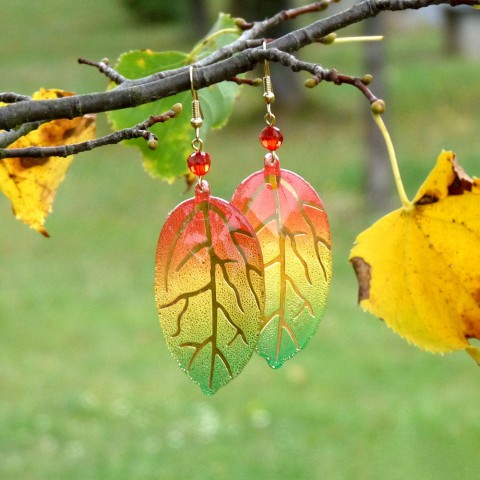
[
  {"x1": 189, "y1": 66, "x2": 204, "y2": 152},
  {"x1": 262, "y1": 41, "x2": 276, "y2": 126}
]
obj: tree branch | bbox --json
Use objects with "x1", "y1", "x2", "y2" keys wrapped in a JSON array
[
  {"x1": 0, "y1": 104, "x2": 182, "y2": 159},
  {"x1": 0, "y1": 0, "x2": 477, "y2": 131}
]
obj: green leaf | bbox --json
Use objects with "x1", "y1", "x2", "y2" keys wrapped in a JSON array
[
  {"x1": 107, "y1": 50, "x2": 190, "y2": 181},
  {"x1": 107, "y1": 14, "x2": 241, "y2": 182},
  {"x1": 189, "y1": 13, "x2": 241, "y2": 61}
]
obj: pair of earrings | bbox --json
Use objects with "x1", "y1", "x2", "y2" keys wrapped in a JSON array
[{"x1": 155, "y1": 54, "x2": 332, "y2": 395}]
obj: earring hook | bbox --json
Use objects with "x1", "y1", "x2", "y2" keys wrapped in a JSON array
[
  {"x1": 189, "y1": 66, "x2": 204, "y2": 152},
  {"x1": 262, "y1": 41, "x2": 276, "y2": 126}
]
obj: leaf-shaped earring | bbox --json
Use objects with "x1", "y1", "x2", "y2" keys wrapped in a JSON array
[
  {"x1": 231, "y1": 44, "x2": 333, "y2": 368},
  {"x1": 154, "y1": 67, "x2": 265, "y2": 395}
]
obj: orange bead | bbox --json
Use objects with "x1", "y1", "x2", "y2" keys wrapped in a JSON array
[
  {"x1": 187, "y1": 151, "x2": 211, "y2": 176},
  {"x1": 259, "y1": 126, "x2": 283, "y2": 151}
]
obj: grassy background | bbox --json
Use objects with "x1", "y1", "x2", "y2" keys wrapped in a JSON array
[{"x1": 1, "y1": 1, "x2": 480, "y2": 479}]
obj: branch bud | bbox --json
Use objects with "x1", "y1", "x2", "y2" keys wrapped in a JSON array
[
  {"x1": 171, "y1": 103, "x2": 183, "y2": 116},
  {"x1": 235, "y1": 17, "x2": 252, "y2": 30},
  {"x1": 362, "y1": 74, "x2": 373, "y2": 85},
  {"x1": 319, "y1": 0, "x2": 331, "y2": 10},
  {"x1": 304, "y1": 78, "x2": 319, "y2": 88},
  {"x1": 319, "y1": 33, "x2": 336, "y2": 45},
  {"x1": 148, "y1": 138, "x2": 158, "y2": 150},
  {"x1": 371, "y1": 99, "x2": 386, "y2": 114}
]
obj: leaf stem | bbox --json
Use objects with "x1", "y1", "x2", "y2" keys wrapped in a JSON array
[
  {"x1": 372, "y1": 112, "x2": 412, "y2": 209},
  {"x1": 188, "y1": 28, "x2": 240, "y2": 62},
  {"x1": 333, "y1": 35, "x2": 384, "y2": 43}
]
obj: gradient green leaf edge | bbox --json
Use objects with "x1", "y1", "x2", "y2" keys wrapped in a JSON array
[{"x1": 107, "y1": 14, "x2": 241, "y2": 182}]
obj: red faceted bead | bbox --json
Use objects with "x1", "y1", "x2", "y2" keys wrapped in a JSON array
[
  {"x1": 187, "y1": 151, "x2": 211, "y2": 176},
  {"x1": 259, "y1": 126, "x2": 283, "y2": 151}
]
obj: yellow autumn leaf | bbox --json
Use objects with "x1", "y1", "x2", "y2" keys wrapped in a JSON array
[
  {"x1": 349, "y1": 151, "x2": 480, "y2": 364},
  {"x1": 0, "y1": 88, "x2": 96, "y2": 236}
]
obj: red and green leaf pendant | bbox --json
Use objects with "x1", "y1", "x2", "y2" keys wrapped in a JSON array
[
  {"x1": 155, "y1": 125, "x2": 331, "y2": 393},
  {"x1": 155, "y1": 172, "x2": 265, "y2": 395},
  {"x1": 232, "y1": 125, "x2": 332, "y2": 368}
]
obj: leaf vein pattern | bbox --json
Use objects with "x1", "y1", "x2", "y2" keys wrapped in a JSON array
[
  {"x1": 210, "y1": 202, "x2": 263, "y2": 310},
  {"x1": 165, "y1": 201, "x2": 260, "y2": 389},
  {"x1": 282, "y1": 180, "x2": 331, "y2": 281}
]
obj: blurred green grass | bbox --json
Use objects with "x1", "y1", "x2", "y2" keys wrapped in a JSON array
[{"x1": 1, "y1": 1, "x2": 480, "y2": 479}]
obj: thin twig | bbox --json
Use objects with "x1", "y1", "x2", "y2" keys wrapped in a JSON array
[
  {"x1": 228, "y1": 76, "x2": 262, "y2": 86},
  {"x1": 282, "y1": 0, "x2": 333, "y2": 20},
  {"x1": 78, "y1": 57, "x2": 126, "y2": 84},
  {"x1": 261, "y1": 47, "x2": 379, "y2": 104},
  {"x1": 0, "y1": 104, "x2": 182, "y2": 159},
  {"x1": 0, "y1": 128, "x2": 151, "y2": 159},
  {"x1": 0, "y1": 120, "x2": 48, "y2": 149}
]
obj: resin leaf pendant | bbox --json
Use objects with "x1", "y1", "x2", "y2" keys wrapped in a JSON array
[
  {"x1": 155, "y1": 181, "x2": 265, "y2": 395},
  {"x1": 232, "y1": 154, "x2": 332, "y2": 368}
]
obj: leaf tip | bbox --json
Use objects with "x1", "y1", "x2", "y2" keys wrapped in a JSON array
[
  {"x1": 37, "y1": 225, "x2": 50, "y2": 238},
  {"x1": 448, "y1": 154, "x2": 473, "y2": 196},
  {"x1": 350, "y1": 256, "x2": 371, "y2": 303},
  {"x1": 413, "y1": 150, "x2": 475, "y2": 205}
]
